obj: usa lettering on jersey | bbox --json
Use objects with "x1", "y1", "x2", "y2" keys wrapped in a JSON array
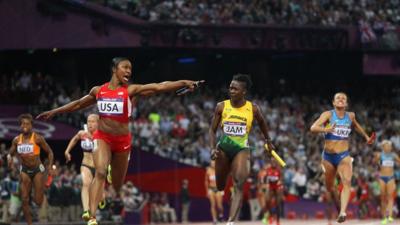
[
  {"x1": 97, "y1": 98, "x2": 124, "y2": 115},
  {"x1": 223, "y1": 122, "x2": 246, "y2": 136},
  {"x1": 17, "y1": 144, "x2": 34, "y2": 154}
]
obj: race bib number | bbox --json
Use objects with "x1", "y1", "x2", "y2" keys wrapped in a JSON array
[
  {"x1": 39, "y1": 164, "x2": 45, "y2": 172},
  {"x1": 223, "y1": 122, "x2": 246, "y2": 136},
  {"x1": 81, "y1": 139, "x2": 94, "y2": 150},
  {"x1": 17, "y1": 144, "x2": 34, "y2": 154},
  {"x1": 98, "y1": 98, "x2": 124, "y2": 115},
  {"x1": 268, "y1": 176, "x2": 279, "y2": 182},
  {"x1": 333, "y1": 126, "x2": 351, "y2": 138},
  {"x1": 382, "y1": 160, "x2": 394, "y2": 167},
  {"x1": 209, "y1": 175, "x2": 216, "y2": 181}
]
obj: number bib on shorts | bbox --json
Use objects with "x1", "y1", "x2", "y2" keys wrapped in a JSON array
[
  {"x1": 17, "y1": 144, "x2": 34, "y2": 154},
  {"x1": 223, "y1": 122, "x2": 247, "y2": 137}
]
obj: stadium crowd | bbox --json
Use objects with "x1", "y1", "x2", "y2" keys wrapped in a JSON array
[{"x1": 93, "y1": 0, "x2": 400, "y2": 27}]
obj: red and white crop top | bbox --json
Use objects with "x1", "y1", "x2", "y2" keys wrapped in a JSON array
[{"x1": 96, "y1": 82, "x2": 132, "y2": 123}]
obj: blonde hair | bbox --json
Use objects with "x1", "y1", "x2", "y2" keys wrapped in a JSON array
[
  {"x1": 380, "y1": 139, "x2": 392, "y2": 147},
  {"x1": 88, "y1": 114, "x2": 99, "y2": 121}
]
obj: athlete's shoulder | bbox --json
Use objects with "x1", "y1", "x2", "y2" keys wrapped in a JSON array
[
  {"x1": 89, "y1": 85, "x2": 101, "y2": 96},
  {"x1": 77, "y1": 130, "x2": 86, "y2": 137},
  {"x1": 33, "y1": 132, "x2": 45, "y2": 144},
  {"x1": 347, "y1": 111, "x2": 355, "y2": 119},
  {"x1": 216, "y1": 101, "x2": 226, "y2": 108},
  {"x1": 251, "y1": 101, "x2": 260, "y2": 111},
  {"x1": 321, "y1": 110, "x2": 333, "y2": 117},
  {"x1": 12, "y1": 135, "x2": 20, "y2": 144}
]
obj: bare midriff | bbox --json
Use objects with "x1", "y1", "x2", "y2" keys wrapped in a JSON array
[{"x1": 98, "y1": 118, "x2": 130, "y2": 135}]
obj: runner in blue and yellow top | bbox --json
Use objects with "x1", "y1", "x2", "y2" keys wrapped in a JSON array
[
  {"x1": 310, "y1": 92, "x2": 375, "y2": 223},
  {"x1": 373, "y1": 140, "x2": 400, "y2": 225},
  {"x1": 209, "y1": 74, "x2": 275, "y2": 225}
]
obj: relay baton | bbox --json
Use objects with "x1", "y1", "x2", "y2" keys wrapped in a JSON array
[
  {"x1": 367, "y1": 132, "x2": 376, "y2": 145},
  {"x1": 264, "y1": 144, "x2": 286, "y2": 167}
]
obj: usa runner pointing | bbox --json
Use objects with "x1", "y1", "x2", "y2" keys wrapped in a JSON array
[{"x1": 37, "y1": 57, "x2": 203, "y2": 225}]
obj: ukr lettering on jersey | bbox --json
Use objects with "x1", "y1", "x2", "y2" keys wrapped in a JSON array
[{"x1": 333, "y1": 125, "x2": 351, "y2": 138}]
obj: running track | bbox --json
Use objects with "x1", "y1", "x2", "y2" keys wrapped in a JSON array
[{"x1": 10, "y1": 219, "x2": 399, "y2": 225}]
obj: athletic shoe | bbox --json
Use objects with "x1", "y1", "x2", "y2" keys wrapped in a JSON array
[
  {"x1": 81, "y1": 210, "x2": 91, "y2": 221},
  {"x1": 87, "y1": 218, "x2": 97, "y2": 225},
  {"x1": 218, "y1": 213, "x2": 224, "y2": 222},
  {"x1": 388, "y1": 216, "x2": 394, "y2": 222},
  {"x1": 262, "y1": 212, "x2": 269, "y2": 224},
  {"x1": 337, "y1": 213, "x2": 346, "y2": 223},
  {"x1": 381, "y1": 218, "x2": 388, "y2": 225},
  {"x1": 98, "y1": 200, "x2": 106, "y2": 209},
  {"x1": 107, "y1": 164, "x2": 112, "y2": 184}
]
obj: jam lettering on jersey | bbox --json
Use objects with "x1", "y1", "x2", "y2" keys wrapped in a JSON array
[
  {"x1": 332, "y1": 125, "x2": 351, "y2": 138},
  {"x1": 17, "y1": 144, "x2": 34, "y2": 154},
  {"x1": 223, "y1": 122, "x2": 246, "y2": 136},
  {"x1": 97, "y1": 98, "x2": 124, "y2": 115}
]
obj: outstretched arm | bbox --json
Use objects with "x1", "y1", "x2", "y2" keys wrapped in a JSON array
[
  {"x1": 209, "y1": 102, "x2": 223, "y2": 159},
  {"x1": 310, "y1": 111, "x2": 333, "y2": 133},
  {"x1": 349, "y1": 112, "x2": 373, "y2": 143},
  {"x1": 253, "y1": 103, "x2": 274, "y2": 150},
  {"x1": 64, "y1": 131, "x2": 82, "y2": 162},
  {"x1": 128, "y1": 80, "x2": 204, "y2": 96},
  {"x1": 36, "y1": 134, "x2": 54, "y2": 173},
  {"x1": 37, "y1": 86, "x2": 99, "y2": 120}
]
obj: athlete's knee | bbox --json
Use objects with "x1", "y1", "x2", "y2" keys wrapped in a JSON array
[
  {"x1": 95, "y1": 169, "x2": 107, "y2": 180},
  {"x1": 82, "y1": 179, "x2": 91, "y2": 189},
  {"x1": 326, "y1": 185, "x2": 336, "y2": 193},
  {"x1": 233, "y1": 178, "x2": 245, "y2": 190},
  {"x1": 341, "y1": 177, "x2": 352, "y2": 187},
  {"x1": 34, "y1": 195, "x2": 44, "y2": 205},
  {"x1": 21, "y1": 196, "x2": 30, "y2": 205}
]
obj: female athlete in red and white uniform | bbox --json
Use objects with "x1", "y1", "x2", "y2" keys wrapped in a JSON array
[
  {"x1": 37, "y1": 57, "x2": 203, "y2": 225},
  {"x1": 64, "y1": 114, "x2": 99, "y2": 221},
  {"x1": 262, "y1": 159, "x2": 283, "y2": 225}
]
